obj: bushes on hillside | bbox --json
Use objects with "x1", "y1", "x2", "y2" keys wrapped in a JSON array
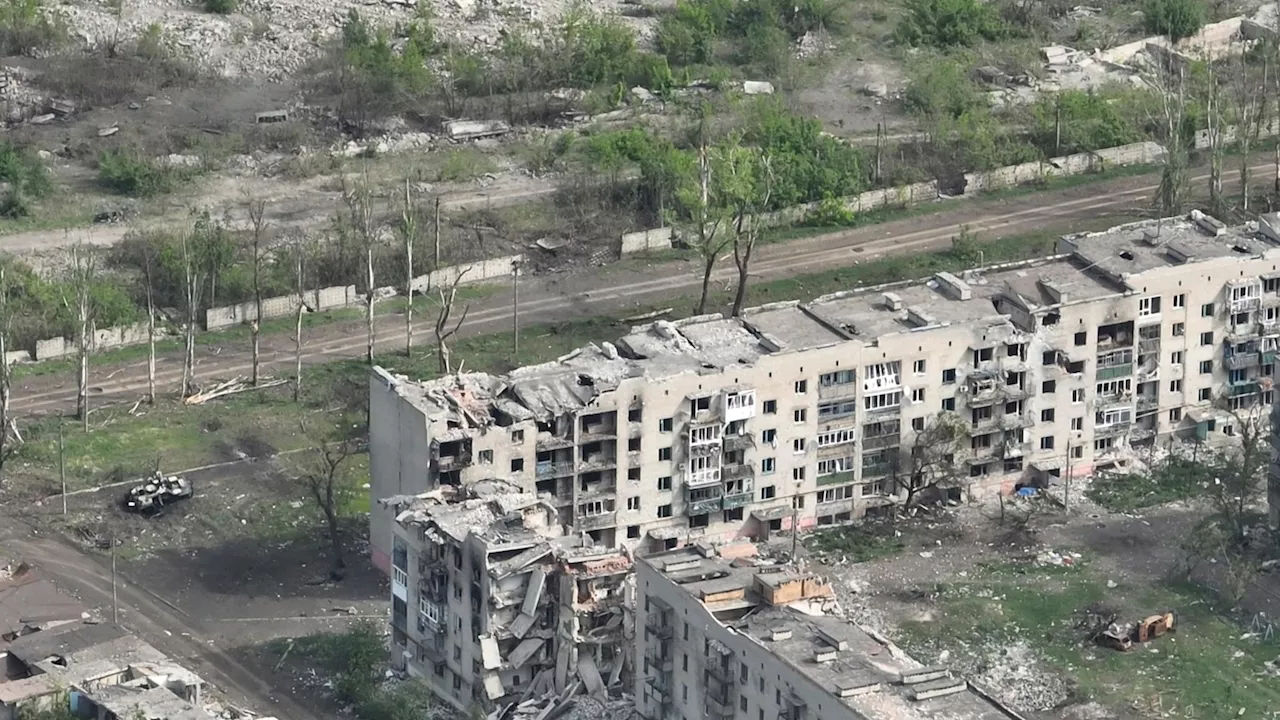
[
  {"x1": 0, "y1": 141, "x2": 51, "y2": 218},
  {"x1": 0, "y1": 0, "x2": 65, "y2": 56},
  {"x1": 894, "y1": 0, "x2": 1007, "y2": 48},
  {"x1": 1144, "y1": 0, "x2": 1205, "y2": 43}
]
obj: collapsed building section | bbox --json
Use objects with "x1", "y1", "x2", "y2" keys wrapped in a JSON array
[
  {"x1": 385, "y1": 482, "x2": 632, "y2": 713},
  {"x1": 635, "y1": 543, "x2": 1022, "y2": 720}
]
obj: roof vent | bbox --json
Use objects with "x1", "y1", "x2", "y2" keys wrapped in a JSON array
[
  {"x1": 933, "y1": 272, "x2": 973, "y2": 301},
  {"x1": 1190, "y1": 209, "x2": 1226, "y2": 236},
  {"x1": 1166, "y1": 242, "x2": 1194, "y2": 264},
  {"x1": 817, "y1": 628, "x2": 849, "y2": 651},
  {"x1": 814, "y1": 649, "x2": 838, "y2": 663},
  {"x1": 835, "y1": 678, "x2": 882, "y2": 698},
  {"x1": 906, "y1": 306, "x2": 937, "y2": 328},
  {"x1": 769, "y1": 627, "x2": 792, "y2": 641},
  {"x1": 882, "y1": 292, "x2": 903, "y2": 311}
]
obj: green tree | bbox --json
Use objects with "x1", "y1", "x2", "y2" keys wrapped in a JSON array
[
  {"x1": 0, "y1": 140, "x2": 51, "y2": 218},
  {"x1": 1031, "y1": 90, "x2": 1141, "y2": 156},
  {"x1": 894, "y1": 0, "x2": 1006, "y2": 48},
  {"x1": 1143, "y1": 0, "x2": 1204, "y2": 43},
  {"x1": 656, "y1": 1, "x2": 717, "y2": 66}
]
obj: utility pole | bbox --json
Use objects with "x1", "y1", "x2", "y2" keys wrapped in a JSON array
[
  {"x1": 59, "y1": 423, "x2": 66, "y2": 515},
  {"x1": 433, "y1": 197, "x2": 441, "y2": 269},
  {"x1": 789, "y1": 505, "x2": 799, "y2": 564},
  {"x1": 111, "y1": 539, "x2": 118, "y2": 623},
  {"x1": 1063, "y1": 440, "x2": 1072, "y2": 511},
  {"x1": 512, "y1": 260, "x2": 520, "y2": 357}
]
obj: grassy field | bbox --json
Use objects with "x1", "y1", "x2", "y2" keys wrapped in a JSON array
[{"x1": 896, "y1": 555, "x2": 1280, "y2": 718}]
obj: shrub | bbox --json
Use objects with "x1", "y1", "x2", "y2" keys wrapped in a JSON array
[
  {"x1": 1031, "y1": 89, "x2": 1142, "y2": 156},
  {"x1": 203, "y1": 0, "x2": 236, "y2": 14},
  {"x1": 1143, "y1": 0, "x2": 1204, "y2": 43},
  {"x1": 656, "y1": 1, "x2": 717, "y2": 66},
  {"x1": 902, "y1": 54, "x2": 985, "y2": 120},
  {"x1": 0, "y1": 141, "x2": 50, "y2": 217},
  {"x1": 0, "y1": 0, "x2": 64, "y2": 56},
  {"x1": 894, "y1": 0, "x2": 1006, "y2": 48},
  {"x1": 97, "y1": 148, "x2": 177, "y2": 197}
]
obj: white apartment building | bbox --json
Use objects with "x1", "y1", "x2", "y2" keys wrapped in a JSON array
[
  {"x1": 634, "y1": 542, "x2": 1020, "y2": 720},
  {"x1": 384, "y1": 481, "x2": 632, "y2": 711},
  {"x1": 369, "y1": 211, "x2": 1280, "y2": 571}
]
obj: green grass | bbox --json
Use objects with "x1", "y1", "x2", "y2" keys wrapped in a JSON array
[
  {"x1": 805, "y1": 525, "x2": 905, "y2": 562},
  {"x1": 896, "y1": 556, "x2": 1280, "y2": 718},
  {"x1": 1086, "y1": 455, "x2": 1207, "y2": 513}
]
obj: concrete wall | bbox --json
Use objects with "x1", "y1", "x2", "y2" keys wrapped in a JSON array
[
  {"x1": 33, "y1": 321, "x2": 153, "y2": 361},
  {"x1": 619, "y1": 227, "x2": 674, "y2": 256},
  {"x1": 368, "y1": 366, "x2": 433, "y2": 575},
  {"x1": 409, "y1": 254, "x2": 524, "y2": 294},
  {"x1": 204, "y1": 286, "x2": 359, "y2": 330}
]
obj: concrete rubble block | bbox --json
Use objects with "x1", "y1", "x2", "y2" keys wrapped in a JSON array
[
  {"x1": 742, "y1": 80, "x2": 775, "y2": 95},
  {"x1": 445, "y1": 119, "x2": 511, "y2": 141}
]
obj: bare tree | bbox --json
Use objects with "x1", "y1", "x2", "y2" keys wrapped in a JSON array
[
  {"x1": 61, "y1": 243, "x2": 97, "y2": 431},
  {"x1": 684, "y1": 141, "x2": 731, "y2": 316},
  {"x1": 1151, "y1": 61, "x2": 1190, "y2": 217},
  {"x1": 0, "y1": 266, "x2": 18, "y2": 482},
  {"x1": 179, "y1": 226, "x2": 206, "y2": 398},
  {"x1": 245, "y1": 198, "x2": 269, "y2": 387},
  {"x1": 138, "y1": 236, "x2": 159, "y2": 403},
  {"x1": 892, "y1": 412, "x2": 970, "y2": 508},
  {"x1": 1228, "y1": 44, "x2": 1269, "y2": 210},
  {"x1": 400, "y1": 179, "x2": 416, "y2": 358},
  {"x1": 720, "y1": 146, "x2": 773, "y2": 318},
  {"x1": 296, "y1": 425, "x2": 360, "y2": 581},
  {"x1": 340, "y1": 178, "x2": 380, "y2": 365},
  {"x1": 432, "y1": 270, "x2": 470, "y2": 374},
  {"x1": 292, "y1": 233, "x2": 311, "y2": 404},
  {"x1": 1202, "y1": 57, "x2": 1227, "y2": 217}
]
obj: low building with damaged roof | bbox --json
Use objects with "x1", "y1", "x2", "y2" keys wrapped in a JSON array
[
  {"x1": 635, "y1": 543, "x2": 1022, "y2": 720},
  {"x1": 384, "y1": 482, "x2": 632, "y2": 712},
  {"x1": 371, "y1": 211, "x2": 1280, "y2": 573}
]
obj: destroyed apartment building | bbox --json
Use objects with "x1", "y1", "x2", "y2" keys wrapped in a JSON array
[
  {"x1": 636, "y1": 542, "x2": 1023, "y2": 720},
  {"x1": 371, "y1": 210, "x2": 1280, "y2": 568},
  {"x1": 384, "y1": 482, "x2": 633, "y2": 712}
]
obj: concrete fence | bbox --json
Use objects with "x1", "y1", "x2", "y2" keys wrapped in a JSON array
[
  {"x1": 408, "y1": 254, "x2": 525, "y2": 295},
  {"x1": 33, "y1": 321, "x2": 153, "y2": 361},
  {"x1": 619, "y1": 228, "x2": 675, "y2": 255},
  {"x1": 204, "y1": 285, "x2": 359, "y2": 331}
]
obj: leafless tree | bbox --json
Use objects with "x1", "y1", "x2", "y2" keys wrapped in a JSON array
[
  {"x1": 341, "y1": 178, "x2": 380, "y2": 364},
  {"x1": 685, "y1": 142, "x2": 731, "y2": 316},
  {"x1": 892, "y1": 412, "x2": 970, "y2": 508},
  {"x1": 1150, "y1": 61, "x2": 1190, "y2": 217},
  {"x1": 295, "y1": 424, "x2": 360, "y2": 581},
  {"x1": 724, "y1": 148, "x2": 773, "y2": 318},
  {"x1": 1227, "y1": 45, "x2": 1269, "y2": 210},
  {"x1": 400, "y1": 179, "x2": 416, "y2": 358},
  {"x1": 1202, "y1": 57, "x2": 1227, "y2": 217},
  {"x1": 137, "y1": 236, "x2": 159, "y2": 403},
  {"x1": 245, "y1": 197, "x2": 270, "y2": 386},
  {"x1": 61, "y1": 243, "x2": 97, "y2": 431},
  {"x1": 432, "y1": 270, "x2": 470, "y2": 374},
  {"x1": 179, "y1": 226, "x2": 206, "y2": 397},
  {"x1": 0, "y1": 267, "x2": 18, "y2": 481},
  {"x1": 291, "y1": 233, "x2": 311, "y2": 404}
]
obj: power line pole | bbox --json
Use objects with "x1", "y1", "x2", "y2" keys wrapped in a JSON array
[
  {"x1": 59, "y1": 423, "x2": 66, "y2": 515},
  {"x1": 512, "y1": 260, "x2": 520, "y2": 357},
  {"x1": 111, "y1": 538, "x2": 118, "y2": 624}
]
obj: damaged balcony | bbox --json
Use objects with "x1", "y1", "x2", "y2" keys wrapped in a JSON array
[
  {"x1": 1229, "y1": 278, "x2": 1262, "y2": 313},
  {"x1": 576, "y1": 497, "x2": 617, "y2": 530},
  {"x1": 862, "y1": 419, "x2": 900, "y2": 451},
  {"x1": 686, "y1": 485, "x2": 724, "y2": 515},
  {"x1": 578, "y1": 411, "x2": 618, "y2": 443},
  {"x1": 967, "y1": 373, "x2": 1025, "y2": 407},
  {"x1": 721, "y1": 479, "x2": 753, "y2": 509},
  {"x1": 721, "y1": 462, "x2": 754, "y2": 482},
  {"x1": 1096, "y1": 348, "x2": 1134, "y2": 380},
  {"x1": 723, "y1": 433, "x2": 755, "y2": 453},
  {"x1": 723, "y1": 389, "x2": 757, "y2": 423},
  {"x1": 535, "y1": 458, "x2": 574, "y2": 480},
  {"x1": 578, "y1": 441, "x2": 618, "y2": 472},
  {"x1": 1230, "y1": 379, "x2": 1261, "y2": 396},
  {"x1": 431, "y1": 436, "x2": 473, "y2": 472}
]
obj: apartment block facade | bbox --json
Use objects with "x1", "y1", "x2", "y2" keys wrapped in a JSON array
[
  {"x1": 385, "y1": 482, "x2": 632, "y2": 711},
  {"x1": 634, "y1": 543, "x2": 1017, "y2": 720},
  {"x1": 369, "y1": 211, "x2": 1280, "y2": 570}
]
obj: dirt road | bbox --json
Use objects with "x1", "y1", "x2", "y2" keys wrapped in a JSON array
[
  {"x1": 0, "y1": 518, "x2": 321, "y2": 720},
  {"x1": 8, "y1": 158, "x2": 1263, "y2": 415}
]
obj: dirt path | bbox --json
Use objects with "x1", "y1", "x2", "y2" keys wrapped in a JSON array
[
  {"x1": 9, "y1": 157, "x2": 1268, "y2": 415},
  {"x1": 0, "y1": 518, "x2": 324, "y2": 720}
]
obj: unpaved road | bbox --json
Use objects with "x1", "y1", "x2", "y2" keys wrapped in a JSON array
[
  {"x1": 0, "y1": 518, "x2": 322, "y2": 720},
  {"x1": 8, "y1": 158, "x2": 1263, "y2": 415}
]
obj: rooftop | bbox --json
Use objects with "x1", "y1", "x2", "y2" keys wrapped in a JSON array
[
  {"x1": 0, "y1": 566, "x2": 88, "y2": 651},
  {"x1": 377, "y1": 213, "x2": 1280, "y2": 426},
  {"x1": 643, "y1": 544, "x2": 1019, "y2": 720}
]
